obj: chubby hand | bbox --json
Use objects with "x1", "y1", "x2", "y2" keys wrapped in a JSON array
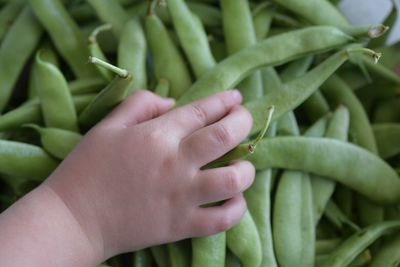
[{"x1": 45, "y1": 89, "x2": 255, "y2": 261}]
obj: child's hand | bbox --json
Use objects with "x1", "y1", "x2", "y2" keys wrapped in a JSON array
[{"x1": 45, "y1": 89, "x2": 255, "y2": 261}]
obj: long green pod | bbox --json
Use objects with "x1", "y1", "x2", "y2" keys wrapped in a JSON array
[
  {"x1": 221, "y1": 0, "x2": 263, "y2": 102},
  {"x1": 79, "y1": 58, "x2": 131, "y2": 129},
  {"x1": 166, "y1": 0, "x2": 216, "y2": 78},
  {"x1": 0, "y1": 6, "x2": 43, "y2": 112},
  {"x1": 369, "y1": 234, "x2": 400, "y2": 267},
  {"x1": 88, "y1": 24, "x2": 113, "y2": 82},
  {"x1": 0, "y1": 0, "x2": 25, "y2": 42},
  {"x1": 177, "y1": 26, "x2": 353, "y2": 105},
  {"x1": 252, "y1": 3, "x2": 274, "y2": 41},
  {"x1": 0, "y1": 140, "x2": 58, "y2": 179},
  {"x1": 313, "y1": 105, "x2": 350, "y2": 224},
  {"x1": 133, "y1": 249, "x2": 153, "y2": 267},
  {"x1": 150, "y1": 245, "x2": 170, "y2": 267},
  {"x1": 192, "y1": 233, "x2": 225, "y2": 267},
  {"x1": 225, "y1": 250, "x2": 242, "y2": 267},
  {"x1": 118, "y1": 18, "x2": 147, "y2": 93},
  {"x1": 373, "y1": 123, "x2": 400, "y2": 159},
  {"x1": 145, "y1": 12, "x2": 192, "y2": 99},
  {"x1": 69, "y1": 77, "x2": 106, "y2": 95},
  {"x1": 316, "y1": 238, "x2": 342, "y2": 255},
  {"x1": 322, "y1": 75, "x2": 384, "y2": 226},
  {"x1": 226, "y1": 211, "x2": 262, "y2": 267},
  {"x1": 373, "y1": 98, "x2": 400, "y2": 123},
  {"x1": 0, "y1": 95, "x2": 94, "y2": 132},
  {"x1": 24, "y1": 124, "x2": 82, "y2": 160},
  {"x1": 244, "y1": 170, "x2": 277, "y2": 267},
  {"x1": 324, "y1": 200, "x2": 360, "y2": 231},
  {"x1": 322, "y1": 221, "x2": 400, "y2": 267},
  {"x1": 362, "y1": 55, "x2": 400, "y2": 84},
  {"x1": 246, "y1": 48, "x2": 375, "y2": 136},
  {"x1": 28, "y1": 41, "x2": 59, "y2": 99},
  {"x1": 272, "y1": 0, "x2": 348, "y2": 27},
  {"x1": 35, "y1": 53, "x2": 79, "y2": 132},
  {"x1": 246, "y1": 137, "x2": 400, "y2": 204},
  {"x1": 168, "y1": 240, "x2": 191, "y2": 267},
  {"x1": 29, "y1": 0, "x2": 96, "y2": 78},
  {"x1": 154, "y1": 78, "x2": 170, "y2": 98},
  {"x1": 273, "y1": 171, "x2": 315, "y2": 267},
  {"x1": 86, "y1": 0, "x2": 129, "y2": 38}
]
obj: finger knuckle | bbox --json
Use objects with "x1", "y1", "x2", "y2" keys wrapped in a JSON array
[
  {"x1": 214, "y1": 124, "x2": 233, "y2": 147},
  {"x1": 216, "y1": 213, "x2": 233, "y2": 232},
  {"x1": 190, "y1": 104, "x2": 208, "y2": 125},
  {"x1": 226, "y1": 168, "x2": 241, "y2": 193}
]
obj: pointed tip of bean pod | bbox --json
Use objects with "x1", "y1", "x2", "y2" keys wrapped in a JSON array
[
  {"x1": 368, "y1": 25, "x2": 389, "y2": 39},
  {"x1": 346, "y1": 47, "x2": 381, "y2": 64},
  {"x1": 22, "y1": 123, "x2": 42, "y2": 133}
]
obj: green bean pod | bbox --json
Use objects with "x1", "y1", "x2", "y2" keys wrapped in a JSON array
[
  {"x1": 118, "y1": 18, "x2": 147, "y2": 93},
  {"x1": 226, "y1": 211, "x2": 262, "y2": 267},
  {"x1": 88, "y1": 24, "x2": 114, "y2": 82},
  {"x1": 168, "y1": 240, "x2": 191, "y2": 267},
  {"x1": 145, "y1": 12, "x2": 192, "y2": 99},
  {"x1": 373, "y1": 98, "x2": 400, "y2": 123},
  {"x1": 312, "y1": 105, "x2": 350, "y2": 224},
  {"x1": 221, "y1": 0, "x2": 263, "y2": 102},
  {"x1": 273, "y1": 171, "x2": 314, "y2": 267},
  {"x1": 324, "y1": 200, "x2": 360, "y2": 231},
  {"x1": 0, "y1": 95, "x2": 94, "y2": 132},
  {"x1": 29, "y1": 0, "x2": 96, "y2": 78},
  {"x1": 316, "y1": 238, "x2": 342, "y2": 255},
  {"x1": 0, "y1": 140, "x2": 58, "y2": 179},
  {"x1": 244, "y1": 170, "x2": 277, "y2": 267},
  {"x1": 24, "y1": 124, "x2": 82, "y2": 160},
  {"x1": 0, "y1": 6, "x2": 43, "y2": 112},
  {"x1": 322, "y1": 221, "x2": 400, "y2": 267},
  {"x1": 150, "y1": 245, "x2": 170, "y2": 267},
  {"x1": 246, "y1": 48, "x2": 371, "y2": 136},
  {"x1": 79, "y1": 75, "x2": 131, "y2": 129},
  {"x1": 154, "y1": 78, "x2": 170, "y2": 98},
  {"x1": 133, "y1": 249, "x2": 153, "y2": 267},
  {"x1": 69, "y1": 77, "x2": 106, "y2": 95},
  {"x1": 35, "y1": 53, "x2": 79, "y2": 132},
  {"x1": 369, "y1": 1, "x2": 398, "y2": 48},
  {"x1": 86, "y1": 0, "x2": 129, "y2": 38},
  {"x1": 225, "y1": 250, "x2": 241, "y2": 267},
  {"x1": 247, "y1": 137, "x2": 400, "y2": 204},
  {"x1": 28, "y1": 41, "x2": 59, "y2": 99},
  {"x1": 192, "y1": 233, "x2": 225, "y2": 267},
  {"x1": 0, "y1": 0, "x2": 25, "y2": 42},
  {"x1": 369, "y1": 234, "x2": 400, "y2": 266},
  {"x1": 166, "y1": 0, "x2": 216, "y2": 78},
  {"x1": 177, "y1": 26, "x2": 353, "y2": 105},
  {"x1": 373, "y1": 123, "x2": 400, "y2": 159},
  {"x1": 252, "y1": 3, "x2": 274, "y2": 41},
  {"x1": 322, "y1": 75, "x2": 384, "y2": 226},
  {"x1": 272, "y1": 0, "x2": 348, "y2": 27}
]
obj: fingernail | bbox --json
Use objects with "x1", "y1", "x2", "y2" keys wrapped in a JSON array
[
  {"x1": 164, "y1": 97, "x2": 175, "y2": 105},
  {"x1": 231, "y1": 89, "x2": 242, "y2": 102}
]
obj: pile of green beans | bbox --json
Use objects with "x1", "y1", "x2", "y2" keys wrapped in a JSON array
[{"x1": 1, "y1": 0, "x2": 400, "y2": 266}]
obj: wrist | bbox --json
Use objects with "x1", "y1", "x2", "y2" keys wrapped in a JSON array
[{"x1": 0, "y1": 183, "x2": 100, "y2": 266}]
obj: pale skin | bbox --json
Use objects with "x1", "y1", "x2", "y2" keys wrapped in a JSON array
[{"x1": 0, "y1": 90, "x2": 255, "y2": 266}]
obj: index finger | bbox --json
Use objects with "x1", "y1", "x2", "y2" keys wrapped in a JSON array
[{"x1": 157, "y1": 90, "x2": 242, "y2": 138}]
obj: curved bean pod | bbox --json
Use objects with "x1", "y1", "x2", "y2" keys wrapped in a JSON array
[
  {"x1": 192, "y1": 233, "x2": 225, "y2": 267},
  {"x1": 373, "y1": 123, "x2": 400, "y2": 159},
  {"x1": 369, "y1": 234, "x2": 400, "y2": 266},
  {"x1": 29, "y1": 0, "x2": 96, "y2": 78},
  {"x1": 0, "y1": 140, "x2": 58, "y2": 179},
  {"x1": 0, "y1": 6, "x2": 43, "y2": 112},
  {"x1": 118, "y1": 18, "x2": 147, "y2": 93},
  {"x1": 322, "y1": 221, "x2": 400, "y2": 267},
  {"x1": 247, "y1": 137, "x2": 400, "y2": 204},
  {"x1": 177, "y1": 26, "x2": 353, "y2": 105},
  {"x1": 0, "y1": 0, "x2": 25, "y2": 42}
]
